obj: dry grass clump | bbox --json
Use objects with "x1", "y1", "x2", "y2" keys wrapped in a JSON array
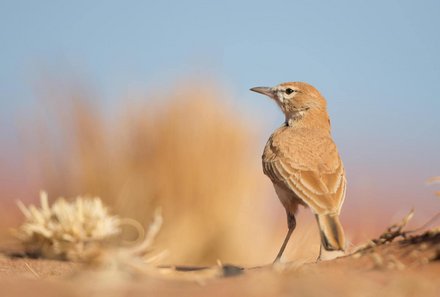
[
  {"x1": 23, "y1": 80, "x2": 276, "y2": 266},
  {"x1": 14, "y1": 191, "x2": 239, "y2": 283},
  {"x1": 352, "y1": 177, "x2": 440, "y2": 259},
  {"x1": 351, "y1": 209, "x2": 415, "y2": 256},
  {"x1": 350, "y1": 205, "x2": 440, "y2": 271},
  {"x1": 76, "y1": 208, "x2": 165, "y2": 281},
  {"x1": 15, "y1": 192, "x2": 121, "y2": 260}
]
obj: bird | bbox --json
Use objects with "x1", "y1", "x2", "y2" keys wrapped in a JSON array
[{"x1": 250, "y1": 82, "x2": 346, "y2": 262}]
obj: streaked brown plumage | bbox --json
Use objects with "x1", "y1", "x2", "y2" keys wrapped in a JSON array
[{"x1": 250, "y1": 82, "x2": 346, "y2": 262}]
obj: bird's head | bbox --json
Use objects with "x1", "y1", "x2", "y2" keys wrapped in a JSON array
[{"x1": 250, "y1": 82, "x2": 328, "y2": 125}]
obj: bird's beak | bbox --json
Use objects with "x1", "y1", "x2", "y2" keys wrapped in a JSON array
[{"x1": 250, "y1": 87, "x2": 276, "y2": 99}]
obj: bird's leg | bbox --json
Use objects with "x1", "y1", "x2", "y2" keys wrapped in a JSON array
[{"x1": 273, "y1": 212, "x2": 296, "y2": 263}]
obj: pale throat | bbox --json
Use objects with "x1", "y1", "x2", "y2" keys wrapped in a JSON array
[
  {"x1": 284, "y1": 108, "x2": 331, "y2": 129},
  {"x1": 284, "y1": 109, "x2": 308, "y2": 126}
]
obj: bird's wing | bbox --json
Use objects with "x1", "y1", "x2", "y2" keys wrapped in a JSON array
[{"x1": 263, "y1": 133, "x2": 346, "y2": 215}]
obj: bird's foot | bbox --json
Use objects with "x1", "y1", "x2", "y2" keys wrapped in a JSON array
[{"x1": 317, "y1": 249, "x2": 345, "y2": 262}]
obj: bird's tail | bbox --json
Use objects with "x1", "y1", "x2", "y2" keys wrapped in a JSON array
[{"x1": 316, "y1": 214, "x2": 345, "y2": 252}]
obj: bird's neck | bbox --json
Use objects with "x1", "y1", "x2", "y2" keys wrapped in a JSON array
[{"x1": 285, "y1": 108, "x2": 331, "y2": 130}]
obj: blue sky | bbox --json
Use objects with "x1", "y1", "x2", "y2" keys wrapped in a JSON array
[{"x1": 1, "y1": 0, "x2": 440, "y2": 213}]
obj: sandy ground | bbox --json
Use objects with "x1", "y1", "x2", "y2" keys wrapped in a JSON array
[{"x1": 0, "y1": 231, "x2": 439, "y2": 297}]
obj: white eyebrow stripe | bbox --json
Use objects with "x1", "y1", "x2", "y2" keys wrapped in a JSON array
[{"x1": 276, "y1": 86, "x2": 299, "y2": 92}]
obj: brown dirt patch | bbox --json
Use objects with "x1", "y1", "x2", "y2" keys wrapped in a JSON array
[{"x1": 1, "y1": 231, "x2": 440, "y2": 297}]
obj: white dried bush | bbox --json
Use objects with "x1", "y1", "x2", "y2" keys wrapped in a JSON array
[{"x1": 15, "y1": 191, "x2": 121, "y2": 260}]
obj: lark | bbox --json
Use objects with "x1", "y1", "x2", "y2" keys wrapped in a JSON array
[{"x1": 251, "y1": 82, "x2": 346, "y2": 262}]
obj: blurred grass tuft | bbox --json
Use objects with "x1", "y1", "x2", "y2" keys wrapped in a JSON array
[{"x1": 24, "y1": 81, "x2": 289, "y2": 265}]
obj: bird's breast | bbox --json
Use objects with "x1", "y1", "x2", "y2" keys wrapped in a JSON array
[{"x1": 262, "y1": 126, "x2": 340, "y2": 173}]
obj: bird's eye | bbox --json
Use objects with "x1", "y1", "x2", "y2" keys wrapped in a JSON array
[{"x1": 285, "y1": 88, "x2": 295, "y2": 95}]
